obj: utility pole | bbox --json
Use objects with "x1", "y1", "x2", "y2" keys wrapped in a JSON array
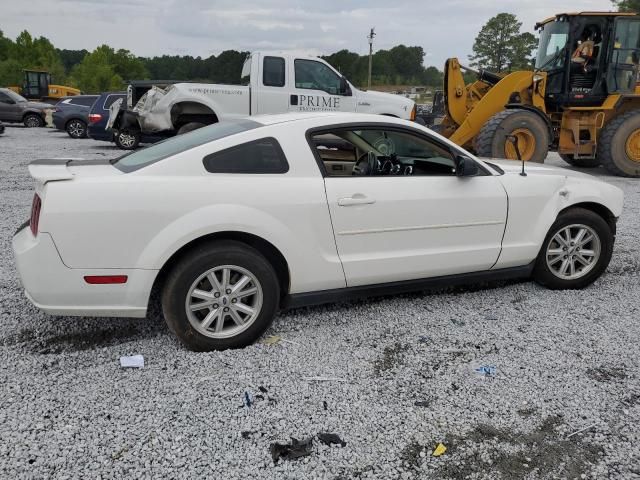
[{"x1": 367, "y1": 27, "x2": 375, "y2": 89}]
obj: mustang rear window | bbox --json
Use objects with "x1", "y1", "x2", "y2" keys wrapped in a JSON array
[
  {"x1": 203, "y1": 137, "x2": 289, "y2": 174},
  {"x1": 112, "y1": 119, "x2": 261, "y2": 173}
]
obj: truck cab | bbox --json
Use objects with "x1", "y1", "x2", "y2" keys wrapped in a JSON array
[{"x1": 241, "y1": 52, "x2": 416, "y2": 119}]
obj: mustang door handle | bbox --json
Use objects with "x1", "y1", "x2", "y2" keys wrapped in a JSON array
[{"x1": 337, "y1": 194, "x2": 376, "y2": 206}]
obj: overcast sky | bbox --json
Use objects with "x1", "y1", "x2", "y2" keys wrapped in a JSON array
[{"x1": 3, "y1": 0, "x2": 615, "y2": 68}]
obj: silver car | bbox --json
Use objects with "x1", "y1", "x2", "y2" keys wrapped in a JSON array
[{"x1": 0, "y1": 88, "x2": 51, "y2": 127}]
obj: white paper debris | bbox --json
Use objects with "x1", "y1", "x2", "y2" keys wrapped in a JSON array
[{"x1": 120, "y1": 355, "x2": 144, "y2": 368}]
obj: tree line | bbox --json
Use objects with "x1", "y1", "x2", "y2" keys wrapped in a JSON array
[{"x1": 1, "y1": 10, "x2": 575, "y2": 95}]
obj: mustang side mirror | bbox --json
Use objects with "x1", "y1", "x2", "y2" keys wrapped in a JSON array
[
  {"x1": 339, "y1": 76, "x2": 352, "y2": 96},
  {"x1": 455, "y1": 155, "x2": 479, "y2": 177}
]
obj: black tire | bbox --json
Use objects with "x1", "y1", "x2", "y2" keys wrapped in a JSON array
[
  {"x1": 114, "y1": 130, "x2": 140, "y2": 150},
  {"x1": 177, "y1": 122, "x2": 206, "y2": 135},
  {"x1": 66, "y1": 119, "x2": 87, "y2": 139},
  {"x1": 161, "y1": 240, "x2": 280, "y2": 351},
  {"x1": 475, "y1": 109, "x2": 549, "y2": 163},
  {"x1": 533, "y1": 208, "x2": 614, "y2": 290},
  {"x1": 597, "y1": 111, "x2": 640, "y2": 177},
  {"x1": 559, "y1": 153, "x2": 600, "y2": 168},
  {"x1": 23, "y1": 113, "x2": 44, "y2": 128}
]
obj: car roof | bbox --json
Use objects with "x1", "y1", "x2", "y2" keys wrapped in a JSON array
[{"x1": 251, "y1": 112, "x2": 407, "y2": 126}]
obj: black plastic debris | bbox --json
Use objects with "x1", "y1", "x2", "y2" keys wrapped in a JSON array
[
  {"x1": 317, "y1": 433, "x2": 347, "y2": 447},
  {"x1": 259, "y1": 386, "x2": 268, "y2": 393},
  {"x1": 243, "y1": 391, "x2": 252, "y2": 408},
  {"x1": 414, "y1": 400, "x2": 430, "y2": 407},
  {"x1": 323, "y1": 400, "x2": 328, "y2": 411},
  {"x1": 270, "y1": 437, "x2": 314, "y2": 463}
]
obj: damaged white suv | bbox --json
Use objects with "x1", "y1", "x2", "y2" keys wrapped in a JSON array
[{"x1": 107, "y1": 51, "x2": 416, "y2": 149}]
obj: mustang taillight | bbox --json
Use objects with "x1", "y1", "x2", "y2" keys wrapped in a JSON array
[
  {"x1": 88, "y1": 113, "x2": 102, "y2": 124},
  {"x1": 30, "y1": 194, "x2": 42, "y2": 236},
  {"x1": 84, "y1": 275, "x2": 128, "y2": 284}
]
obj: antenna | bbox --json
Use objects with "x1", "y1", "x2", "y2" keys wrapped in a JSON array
[
  {"x1": 507, "y1": 135, "x2": 527, "y2": 176},
  {"x1": 367, "y1": 27, "x2": 376, "y2": 89}
]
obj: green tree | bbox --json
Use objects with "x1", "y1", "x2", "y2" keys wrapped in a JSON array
[
  {"x1": 0, "y1": 30, "x2": 66, "y2": 86},
  {"x1": 70, "y1": 45, "x2": 148, "y2": 92},
  {"x1": 469, "y1": 13, "x2": 537, "y2": 72},
  {"x1": 613, "y1": 0, "x2": 640, "y2": 11}
]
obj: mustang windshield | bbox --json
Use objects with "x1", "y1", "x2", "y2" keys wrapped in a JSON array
[
  {"x1": 112, "y1": 119, "x2": 261, "y2": 173},
  {"x1": 536, "y1": 21, "x2": 570, "y2": 71}
]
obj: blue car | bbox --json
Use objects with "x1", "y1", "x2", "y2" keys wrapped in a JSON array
[
  {"x1": 87, "y1": 92, "x2": 126, "y2": 142},
  {"x1": 88, "y1": 91, "x2": 161, "y2": 146},
  {"x1": 52, "y1": 95, "x2": 99, "y2": 138}
]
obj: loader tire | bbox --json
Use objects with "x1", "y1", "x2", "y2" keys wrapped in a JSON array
[
  {"x1": 597, "y1": 111, "x2": 640, "y2": 177},
  {"x1": 559, "y1": 154, "x2": 600, "y2": 169},
  {"x1": 475, "y1": 109, "x2": 549, "y2": 163}
]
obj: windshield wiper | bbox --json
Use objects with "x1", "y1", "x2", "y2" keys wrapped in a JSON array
[{"x1": 535, "y1": 46, "x2": 566, "y2": 72}]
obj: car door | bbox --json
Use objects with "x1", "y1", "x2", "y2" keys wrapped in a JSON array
[
  {"x1": 316, "y1": 125, "x2": 508, "y2": 287},
  {"x1": 0, "y1": 91, "x2": 21, "y2": 121},
  {"x1": 255, "y1": 55, "x2": 289, "y2": 114},
  {"x1": 288, "y1": 58, "x2": 357, "y2": 114}
]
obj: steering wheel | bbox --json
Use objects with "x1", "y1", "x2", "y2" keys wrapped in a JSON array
[{"x1": 352, "y1": 151, "x2": 380, "y2": 176}]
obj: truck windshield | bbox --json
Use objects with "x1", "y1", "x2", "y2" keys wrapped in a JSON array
[
  {"x1": 536, "y1": 21, "x2": 570, "y2": 71},
  {"x1": 112, "y1": 119, "x2": 261, "y2": 173}
]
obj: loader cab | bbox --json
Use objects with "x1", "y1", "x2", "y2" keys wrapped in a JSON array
[{"x1": 535, "y1": 13, "x2": 640, "y2": 109}]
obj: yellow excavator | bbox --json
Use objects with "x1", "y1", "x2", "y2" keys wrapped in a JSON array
[
  {"x1": 7, "y1": 70, "x2": 80, "y2": 104},
  {"x1": 436, "y1": 12, "x2": 640, "y2": 177}
]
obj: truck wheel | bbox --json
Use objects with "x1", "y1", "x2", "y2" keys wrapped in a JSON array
[
  {"x1": 559, "y1": 154, "x2": 600, "y2": 168},
  {"x1": 533, "y1": 208, "x2": 613, "y2": 290},
  {"x1": 114, "y1": 130, "x2": 140, "y2": 150},
  {"x1": 177, "y1": 122, "x2": 206, "y2": 135},
  {"x1": 24, "y1": 114, "x2": 44, "y2": 128},
  {"x1": 66, "y1": 119, "x2": 87, "y2": 139},
  {"x1": 475, "y1": 109, "x2": 549, "y2": 163},
  {"x1": 597, "y1": 111, "x2": 640, "y2": 177},
  {"x1": 161, "y1": 240, "x2": 280, "y2": 351}
]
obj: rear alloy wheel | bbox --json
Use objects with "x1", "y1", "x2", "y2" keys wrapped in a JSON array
[
  {"x1": 24, "y1": 113, "x2": 44, "y2": 128},
  {"x1": 597, "y1": 111, "x2": 640, "y2": 177},
  {"x1": 533, "y1": 208, "x2": 613, "y2": 290},
  {"x1": 66, "y1": 119, "x2": 87, "y2": 139},
  {"x1": 162, "y1": 241, "x2": 280, "y2": 351},
  {"x1": 114, "y1": 129, "x2": 140, "y2": 150},
  {"x1": 475, "y1": 109, "x2": 550, "y2": 163},
  {"x1": 559, "y1": 153, "x2": 600, "y2": 169}
]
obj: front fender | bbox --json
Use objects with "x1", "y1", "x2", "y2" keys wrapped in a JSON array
[{"x1": 495, "y1": 174, "x2": 623, "y2": 268}]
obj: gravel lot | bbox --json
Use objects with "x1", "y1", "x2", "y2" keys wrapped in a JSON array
[{"x1": 1, "y1": 125, "x2": 639, "y2": 479}]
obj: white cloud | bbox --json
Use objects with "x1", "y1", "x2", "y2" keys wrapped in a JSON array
[{"x1": 1, "y1": 0, "x2": 615, "y2": 68}]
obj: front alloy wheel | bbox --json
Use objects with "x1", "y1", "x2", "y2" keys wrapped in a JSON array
[
  {"x1": 533, "y1": 208, "x2": 613, "y2": 290},
  {"x1": 545, "y1": 224, "x2": 601, "y2": 280}
]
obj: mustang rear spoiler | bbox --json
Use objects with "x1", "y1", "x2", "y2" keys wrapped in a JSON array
[{"x1": 28, "y1": 158, "x2": 114, "y2": 184}]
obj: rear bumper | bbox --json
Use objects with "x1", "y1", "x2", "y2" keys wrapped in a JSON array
[{"x1": 12, "y1": 226, "x2": 157, "y2": 318}]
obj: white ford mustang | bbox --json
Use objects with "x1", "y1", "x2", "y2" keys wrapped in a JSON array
[{"x1": 13, "y1": 113, "x2": 623, "y2": 350}]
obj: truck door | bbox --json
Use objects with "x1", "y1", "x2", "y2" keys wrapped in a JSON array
[
  {"x1": 255, "y1": 55, "x2": 290, "y2": 114},
  {"x1": 288, "y1": 58, "x2": 357, "y2": 114},
  {"x1": 607, "y1": 17, "x2": 640, "y2": 93}
]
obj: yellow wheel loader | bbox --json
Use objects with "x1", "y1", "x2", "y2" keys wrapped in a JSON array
[
  {"x1": 436, "y1": 12, "x2": 640, "y2": 177},
  {"x1": 7, "y1": 70, "x2": 80, "y2": 104}
]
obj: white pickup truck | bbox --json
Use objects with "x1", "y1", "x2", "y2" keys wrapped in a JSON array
[{"x1": 108, "y1": 51, "x2": 417, "y2": 149}]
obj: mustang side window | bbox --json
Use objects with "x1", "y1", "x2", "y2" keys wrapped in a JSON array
[
  {"x1": 294, "y1": 59, "x2": 341, "y2": 94},
  {"x1": 312, "y1": 128, "x2": 458, "y2": 177},
  {"x1": 203, "y1": 137, "x2": 289, "y2": 174},
  {"x1": 263, "y1": 56, "x2": 285, "y2": 87}
]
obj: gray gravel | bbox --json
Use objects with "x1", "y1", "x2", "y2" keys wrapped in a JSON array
[{"x1": 1, "y1": 125, "x2": 639, "y2": 479}]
